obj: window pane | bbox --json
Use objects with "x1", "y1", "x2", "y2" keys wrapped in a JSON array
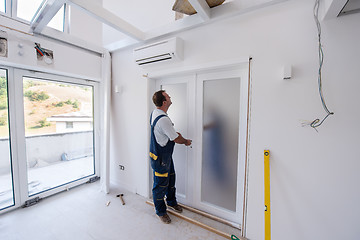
[
  {"x1": 17, "y1": 0, "x2": 64, "y2": 32},
  {"x1": 0, "y1": 69, "x2": 15, "y2": 210},
  {"x1": 47, "y1": 5, "x2": 64, "y2": 32},
  {"x1": 23, "y1": 77, "x2": 95, "y2": 196},
  {"x1": 201, "y1": 78, "x2": 240, "y2": 212},
  {"x1": 0, "y1": 0, "x2": 5, "y2": 13},
  {"x1": 17, "y1": 0, "x2": 44, "y2": 22}
]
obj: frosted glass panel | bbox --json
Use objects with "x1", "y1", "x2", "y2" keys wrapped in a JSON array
[
  {"x1": 201, "y1": 78, "x2": 240, "y2": 212},
  {"x1": 162, "y1": 84, "x2": 187, "y2": 197}
]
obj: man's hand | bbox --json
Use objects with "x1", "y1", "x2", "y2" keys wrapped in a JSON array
[{"x1": 174, "y1": 132, "x2": 192, "y2": 146}]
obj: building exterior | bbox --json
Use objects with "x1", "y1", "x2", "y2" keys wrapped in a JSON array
[{"x1": 47, "y1": 111, "x2": 93, "y2": 133}]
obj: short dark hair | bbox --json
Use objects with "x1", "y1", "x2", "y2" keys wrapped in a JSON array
[{"x1": 153, "y1": 90, "x2": 166, "y2": 107}]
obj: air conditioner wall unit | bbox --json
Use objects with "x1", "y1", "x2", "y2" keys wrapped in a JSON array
[{"x1": 133, "y1": 37, "x2": 183, "y2": 66}]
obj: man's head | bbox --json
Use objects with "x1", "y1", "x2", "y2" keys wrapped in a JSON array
[{"x1": 153, "y1": 90, "x2": 172, "y2": 111}]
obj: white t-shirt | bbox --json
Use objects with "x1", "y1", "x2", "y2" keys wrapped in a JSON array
[{"x1": 151, "y1": 109, "x2": 179, "y2": 147}]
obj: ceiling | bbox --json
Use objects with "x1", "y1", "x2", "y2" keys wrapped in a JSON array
[
  {"x1": 29, "y1": 0, "x2": 359, "y2": 53},
  {"x1": 30, "y1": 0, "x2": 289, "y2": 52}
]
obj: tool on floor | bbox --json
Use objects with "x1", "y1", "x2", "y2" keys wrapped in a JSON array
[
  {"x1": 264, "y1": 150, "x2": 271, "y2": 240},
  {"x1": 106, "y1": 200, "x2": 111, "y2": 206},
  {"x1": 116, "y1": 194, "x2": 125, "y2": 205}
]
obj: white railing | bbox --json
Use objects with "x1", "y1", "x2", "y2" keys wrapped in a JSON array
[{"x1": 0, "y1": 131, "x2": 93, "y2": 174}]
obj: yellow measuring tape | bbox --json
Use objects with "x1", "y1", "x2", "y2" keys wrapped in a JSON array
[{"x1": 264, "y1": 150, "x2": 271, "y2": 240}]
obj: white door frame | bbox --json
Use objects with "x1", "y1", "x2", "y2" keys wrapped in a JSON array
[{"x1": 2, "y1": 66, "x2": 21, "y2": 213}]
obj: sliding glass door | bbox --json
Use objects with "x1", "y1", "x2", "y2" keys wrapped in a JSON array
[{"x1": 0, "y1": 67, "x2": 99, "y2": 213}]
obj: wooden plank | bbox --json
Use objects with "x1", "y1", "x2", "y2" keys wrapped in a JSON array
[
  {"x1": 145, "y1": 200, "x2": 247, "y2": 240},
  {"x1": 178, "y1": 203, "x2": 241, "y2": 229}
]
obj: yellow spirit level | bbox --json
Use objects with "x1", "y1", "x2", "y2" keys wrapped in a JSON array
[{"x1": 264, "y1": 150, "x2": 271, "y2": 240}]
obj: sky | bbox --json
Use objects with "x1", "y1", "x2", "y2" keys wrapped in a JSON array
[{"x1": 0, "y1": 69, "x2": 5, "y2": 78}]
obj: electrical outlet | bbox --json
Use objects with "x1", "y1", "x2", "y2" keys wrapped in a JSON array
[{"x1": 119, "y1": 165, "x2": 125, "y2": 170}]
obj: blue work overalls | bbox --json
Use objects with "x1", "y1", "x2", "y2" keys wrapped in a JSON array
[{"x1": 149, "y1": 114, "x2": 178, "y2": 216}]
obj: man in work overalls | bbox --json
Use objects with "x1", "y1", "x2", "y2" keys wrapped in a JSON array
[{"x1": 150, "y1": 90, "x2": 192, "y2": 224}]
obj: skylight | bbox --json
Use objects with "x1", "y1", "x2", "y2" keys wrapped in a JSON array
[
  {"x1": 17, "y1": 0, "x2": 44, "y2": 22},
  {"x1": 47, "y1": 5, "x2": 65, "y2": 32},
  {"x1": 17, "y1": 0, "x2": 64, "y2": 31}
]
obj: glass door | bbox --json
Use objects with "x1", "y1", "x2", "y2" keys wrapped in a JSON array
[
  {"x1": 0, "y1": 68, "x2": 15, "y2": 210},
  {"x1": 13, "y1": 69, "x2": 99, "y2": 202}
]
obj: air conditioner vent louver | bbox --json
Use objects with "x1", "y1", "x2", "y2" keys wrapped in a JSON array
[
  {"x1": 136, "y1": 53, "x2": 173, "y2": 65},
  {"x1": 133, "y1": 37, "x2": 183, "y2": 66}
]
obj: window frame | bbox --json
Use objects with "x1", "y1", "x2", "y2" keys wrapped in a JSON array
[
  {"x1": 0, "y1": 66, "x2": 100, "y2": 214},
  {"x1": 8, "y1": 0, "x2": 67, "y2": 33}
]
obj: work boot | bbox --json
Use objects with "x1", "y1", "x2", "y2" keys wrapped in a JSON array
[
  {"x1": 158, "y1": 213, "x2": 171, "y2": 224},
  {"x1": 168, "y1": 204, "x2": 183, "y2": 213}
]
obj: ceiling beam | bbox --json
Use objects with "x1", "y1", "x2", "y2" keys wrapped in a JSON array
[
  {"x1": 68, "y1": 0, "x2": 145, "y2": 41},
  {"x1": 30, "y1": 0, "x2": 67, "y2": 34},
  {"x1": 188, "y1": 0, "x2": 211, "y2": 21},
  {"x1": 322, "y1": 0, "x2": 348, "y2": 20}
]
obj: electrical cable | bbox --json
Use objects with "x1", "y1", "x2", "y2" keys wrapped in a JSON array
[{"x1": 310, "y1": 0, "x2": 334, "y2": 131}]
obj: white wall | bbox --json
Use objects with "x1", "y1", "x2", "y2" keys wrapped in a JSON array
[
  {"x1": 110, "y1": 0, "x2": 360, "y2": 239},
  {"x1": 0, "y1": 3, "x2": 104, "y2": 81},
  {"x1": 1, "y1": 30, "x2": 102, "y2": 80},
  {"x1": 110, "y1": 51, "x2": 148, "y2": 193},
  {"x1": 55, "y1": 121, "x2": 92, "y2": 133},
  {"x1": 0, "y1": 131, "x2": 93, "y2": 174},
  {"x1": 70, "y1": 5, "x2": 103, "y2": 48}
]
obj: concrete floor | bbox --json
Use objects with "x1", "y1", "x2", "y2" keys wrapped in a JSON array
[{"x1": 0, "y1": 181, "x2": 241, "y2": 240}]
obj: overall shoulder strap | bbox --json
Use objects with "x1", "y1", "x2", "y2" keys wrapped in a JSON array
[{"x1": 152, "y1": 114, "x2": 167, "y2": 128}]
